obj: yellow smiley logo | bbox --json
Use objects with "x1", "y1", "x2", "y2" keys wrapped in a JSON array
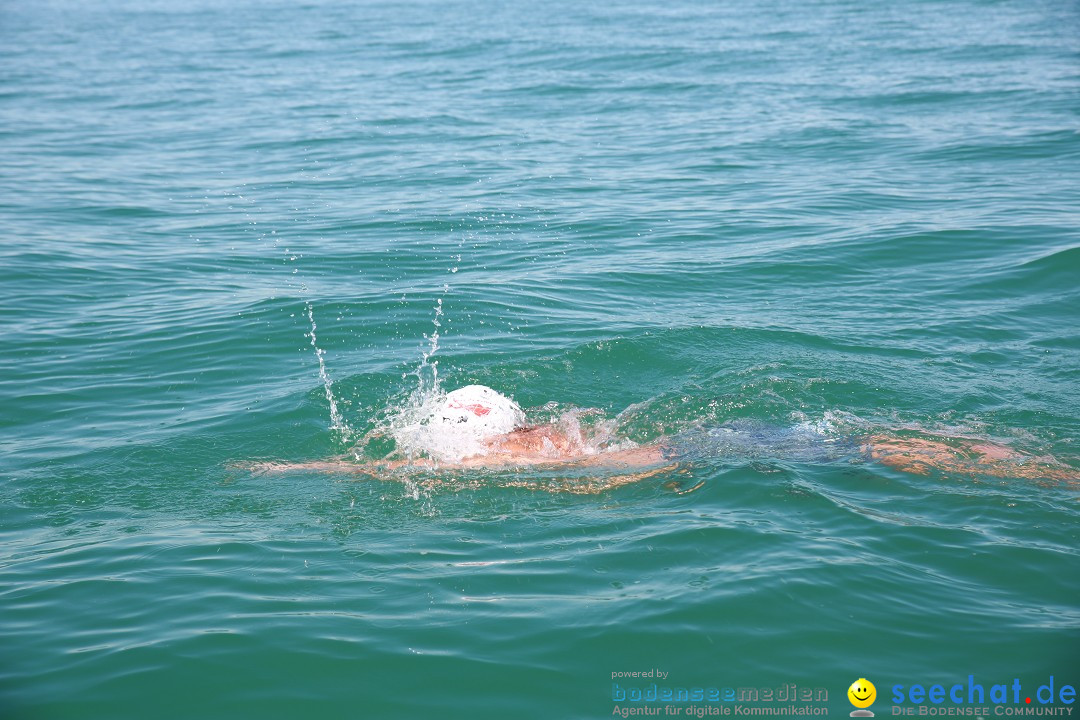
[{"x1": 848, "y1": 678, "x2": 877, "y2": 709}]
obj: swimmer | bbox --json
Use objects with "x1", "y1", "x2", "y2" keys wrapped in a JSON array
[
  {"x1": 240, "y1": 385, "x2": 1077, "y2": 488},
  {"x1": 241, "y1": 385, "x2": 678, "y2": 492}
]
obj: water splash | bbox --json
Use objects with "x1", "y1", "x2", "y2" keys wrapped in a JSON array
[
  {"x1": 375, "y1": 394, "x2": 633, "y2": 465},
  {"x1": 417, "y1": 295, "x2": 444, "y2": 399},
  {"x1": 221, "y1": 185, "x2": 352, "y2": 442},
  {"x1": 306, "y1": 302, "x2": 352, "y2": 441}
]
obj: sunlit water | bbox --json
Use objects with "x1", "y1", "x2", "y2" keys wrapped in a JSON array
[{"x1": 1, "y1": 0, "x2": 1078, "y2": 717}]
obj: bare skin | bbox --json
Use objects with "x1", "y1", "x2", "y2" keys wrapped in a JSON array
[
  {"x1": 862, "y1": 434, "x2": 1077, "y2": 482},
  {"x1": 239, "y1": 423, "x2": 678, "y2": 494},
  {"x1": 238, "y1": 423, "x2": 1077, "y2": 490}
]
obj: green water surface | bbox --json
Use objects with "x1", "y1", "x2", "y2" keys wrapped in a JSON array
[{"x1": 1, "y1": 0, "x2": 1078, "y2": 718}]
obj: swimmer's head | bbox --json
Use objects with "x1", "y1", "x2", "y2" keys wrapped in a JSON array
[{"x1": 431, "y1": 385, "x2": 525, "y2": 440}]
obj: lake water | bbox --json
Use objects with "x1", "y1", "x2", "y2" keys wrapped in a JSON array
[{"x1": 1, "y1": 0, "x2": 1078, "y2": 717}]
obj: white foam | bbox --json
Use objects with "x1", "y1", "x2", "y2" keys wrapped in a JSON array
[
  {"x1": 306, "y1": 302, "x2": 351, "y2": 441},
  {"x1": 376, "y1": 390, "x2": 627, "y2": 464}
]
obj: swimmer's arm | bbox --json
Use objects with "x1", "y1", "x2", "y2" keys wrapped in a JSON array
[
  {"x1": 567, "y1": 443, "x2": 669, "y2": 468},
  {"x1": 234, "y1": 443, "x2": 672, "y2": 476},
  {"x1": 517, "y1": 462, "x2": 686, "y2": 495},
  {"x1": 234, "y1": 458, "x2": 434, "y2": 475}
]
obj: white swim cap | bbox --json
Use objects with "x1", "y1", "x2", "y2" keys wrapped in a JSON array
[{"x1": 432, "y1": 385, "x2": 525, "y2": 439}]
